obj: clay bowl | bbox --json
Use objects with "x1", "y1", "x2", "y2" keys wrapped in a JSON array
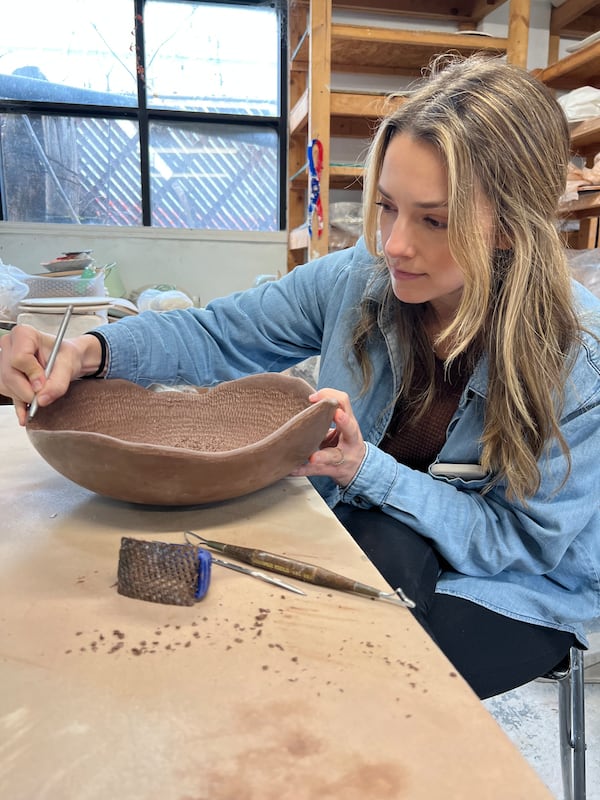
[{"x1": 26, "y1": 375, "x2": 337, "y2": 506}]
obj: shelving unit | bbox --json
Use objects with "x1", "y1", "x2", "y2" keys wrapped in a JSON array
[
  {"x1": 562, "y1": 115, "x2": 600, "y2": 248},
  {"x1": 533, "y1": 1, "x2": 600, "y2": 248},
  {"x1": 534, "y1": 38, "x2": 600, "y2": 90},
  {"x1": 545, "y1": 0, "x2": 600, "y2": 66},
  {"x1": 287, "y1": 0, "x2": 531, "y2": 269}
]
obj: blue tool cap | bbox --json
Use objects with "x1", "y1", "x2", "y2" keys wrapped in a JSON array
[{"x1": 195, "y1": 548, "x2": 212, "y2": 599}]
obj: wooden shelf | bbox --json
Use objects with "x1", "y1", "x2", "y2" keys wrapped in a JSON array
[
  {"x1": 289, "y1": 88, "x2": 308, "y2": 136},
  {"x1": 532, "y1": 39, "x2": 600, "y2": 90},
  {"x1": 290, "y1": 161, "x2": 364, "y2": 190},
  {"x1": 288, "y1": 224, "x2": 309, "y2": 251},
  {"x1": 320, "y1": 0, "x2": 510, "y2": 24},
  {"x1": 286, "y1": 0, "x2": 531, "y2": 269},
  {"x1": 549, "y1": 0, "x2": 600, "y2": 41},
  {"x1": 330, "y1": 91, "x2": 407, "y2": 120},
  {"x1": 534, "y1": 1, "x2": 600, "y2": 248},
  {"x1": 292, "y1": 24, "x2": 508, "y2": 76},
  {"x1": 570, "y1": 117, "x2": 600, "y2": 157},
  {"x1": 290, "y1": 90, "x2": 407, "y2": 138},
  {"x1": 328, "y1": 27, "x2": 506, "y2": 75},
  {"x1": 560, "y1": 190, "x2": 600, "y2": 221},
  {"x1": 330, "y1": 164, "x2": 365, "y2": 189}
]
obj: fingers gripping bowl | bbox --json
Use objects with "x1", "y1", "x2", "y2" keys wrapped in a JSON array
[{"x1": 26, "y1": 375, "x2": 337, "y2": 506}]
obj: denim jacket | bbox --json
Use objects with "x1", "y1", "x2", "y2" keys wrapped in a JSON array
[{"x1": 99, "y1": 238, "x2": 600, "y2": 645}]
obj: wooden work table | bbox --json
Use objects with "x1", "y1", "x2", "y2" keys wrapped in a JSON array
[{"x1": 0, "y1": 406, "x2": 553, "y2": 799}]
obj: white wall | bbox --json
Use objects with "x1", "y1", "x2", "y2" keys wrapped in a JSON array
[{"x1": 0, "y1": 223, "x2": 287, "y2": 306}]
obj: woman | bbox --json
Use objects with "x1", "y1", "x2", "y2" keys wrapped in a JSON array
[{"x1": 1, "y1": 55, "x2": 599, "y2": 698}]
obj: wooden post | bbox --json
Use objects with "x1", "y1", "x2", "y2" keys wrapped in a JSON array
[
  {"x1": 287, "y1": 0, "x2": 309, "y2": 270},
  {"x1": 308, "y1": 0, "x2": 332, "y2": 260},
  {"x1": 547, "y1": 32, "x2": 560, "y2": 66},
  {"x1": 506, "y1": 0, "x2": 530, "y2": 68},
  {"x1": 578, "y1": 218, "x2": 599, "y2": 249}
]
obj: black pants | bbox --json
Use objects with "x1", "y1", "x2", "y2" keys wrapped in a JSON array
[{"x1": 333, "y1": 504, "x2": 576, "y2": 699}]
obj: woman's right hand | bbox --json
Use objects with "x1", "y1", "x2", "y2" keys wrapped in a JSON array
[{"x1": 0, "y1": 325, "x2": 103, "y2": 425}]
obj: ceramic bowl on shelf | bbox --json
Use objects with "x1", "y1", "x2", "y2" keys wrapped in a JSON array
[{"x1": 41, "y1": 251, "x2": 94, "y2": 273}]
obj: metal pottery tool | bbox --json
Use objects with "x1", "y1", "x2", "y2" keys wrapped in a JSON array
[
  {"x1": 185, "y1": 531, "x2": 415, "y2": 608},
  {"x1": 209, "y1": 555, "x2": 306, "y2": 596},
  {"x1": 27, "y1": 303, "x2": 74, "y2": 421}
]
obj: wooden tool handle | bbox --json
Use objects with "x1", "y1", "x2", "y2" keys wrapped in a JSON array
[{"x1": 221, "y1": 543, "x2": 379, "y2": 598}]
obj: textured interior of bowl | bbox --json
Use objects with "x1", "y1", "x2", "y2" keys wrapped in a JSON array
[
  {"x1": 26, "y1": 375, "x2": 337, "y2": 506},
  {"x1": 27, "y1": 376, "x2": 314, "y2": 450}
]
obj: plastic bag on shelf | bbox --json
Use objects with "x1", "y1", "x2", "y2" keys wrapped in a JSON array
[
  {"x1": 329, "y1": 201, "x2": 364, "y2": 252},
  {"x1": 558, "y1": 87, "x2": 600, "y2": 122},
  {"x1": 0, "y1": 262, "x2": 30, "y2": 321},
  {"x1": 137, "y1": 286, "x2": 194, "y2": 312},
  {"x1": 567, "y1": 248, "x2": 600, "y2": 298}
]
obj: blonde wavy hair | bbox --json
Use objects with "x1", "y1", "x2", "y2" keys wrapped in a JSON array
[{"x1": 358, "y1": 54, "x2": 581, "y2": 502}]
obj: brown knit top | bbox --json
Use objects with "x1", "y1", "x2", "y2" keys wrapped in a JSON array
[{"x1": 381, "y1": 354, "x2": 471, "y2": 472}]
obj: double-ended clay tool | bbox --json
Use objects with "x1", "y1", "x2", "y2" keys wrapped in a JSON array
[
  {"x1": 184, "y1": 531, "x2": 415, "y2": 608},
  {"x1": 209, "y1": 555, "x2": 306, "y2": 596}
]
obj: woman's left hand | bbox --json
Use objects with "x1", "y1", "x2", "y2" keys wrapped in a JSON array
[{"x1": 289, "y1": 388, "x2": 366, "y2": 486}]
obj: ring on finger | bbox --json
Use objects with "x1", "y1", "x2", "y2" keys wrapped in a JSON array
[{"x1": 331, "y1": 448, "x2": 345, "y2": 466}]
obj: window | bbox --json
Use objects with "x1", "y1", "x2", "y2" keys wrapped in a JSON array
[{"x1": 0, "y1": 0, "x2": 286, "y2": 231}]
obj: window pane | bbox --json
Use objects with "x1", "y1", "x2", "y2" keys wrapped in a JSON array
[
  {"x1": 0, "y1": 0, "x2": 137, "y2": 107},
  {"x1": 0, "y1": 114, "x2": 142, "y2": 225},
  {"x1": 0, "y1": 2, "x2": 284, "y2": 231},
  {"x1": 145, "y1": 1, "x2": 279, "y2": 115},
  {"x1": 149, "y1": 121, "x2": 278, "y2": 230}
]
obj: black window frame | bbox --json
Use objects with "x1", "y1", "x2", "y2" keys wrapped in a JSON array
[{"x1": 0, "y1": 0, "x2": 288, "y2": 231}]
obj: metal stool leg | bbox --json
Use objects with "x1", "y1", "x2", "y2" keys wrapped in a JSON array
[
  {"x1": 557, "y1": 668, "x2": 573, "y2": 800},
  {"x1": 571, "y1": 648, "x2": 586, "y2": 800},
  {"x1": 557, "y1": 647, "x2": 586, "y2": 800}
]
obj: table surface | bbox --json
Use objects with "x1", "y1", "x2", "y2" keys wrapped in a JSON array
[{"x1": 0, "y1": 406, "x2": 553, "y2": 800}]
